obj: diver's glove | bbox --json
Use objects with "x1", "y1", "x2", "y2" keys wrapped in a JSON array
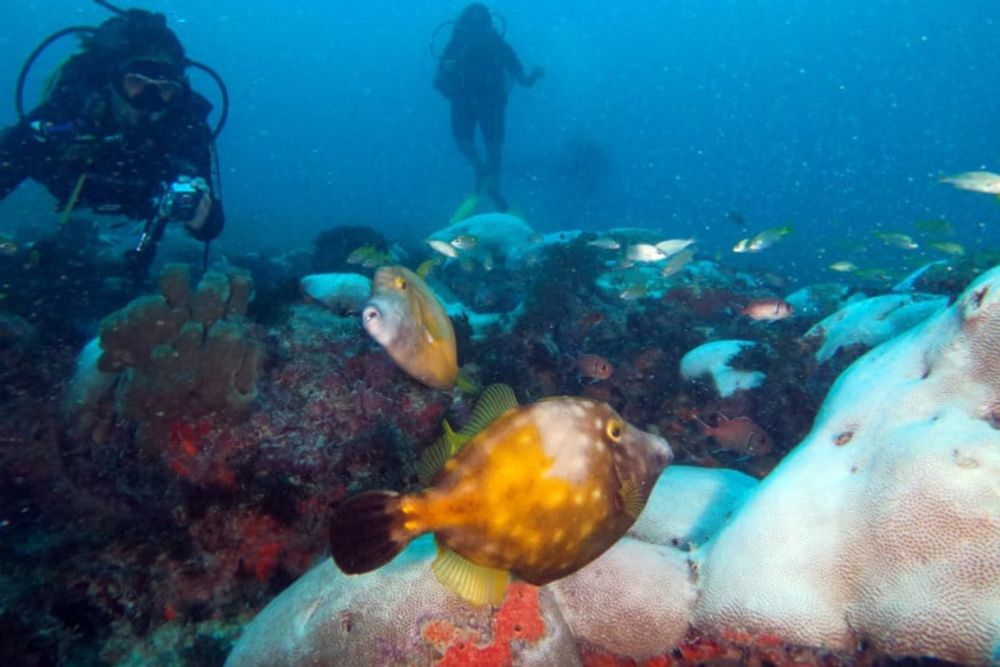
[{"x1": 156, "y1": 176, "x2": 212, "y2": 229}]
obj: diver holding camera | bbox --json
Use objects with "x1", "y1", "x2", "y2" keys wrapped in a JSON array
[
  {"x1": 0, "y1": 1, "x2": 228, "y2": 276},
  {"x1": 126, "y1": 176, "x2": 212, "y2": 270}
]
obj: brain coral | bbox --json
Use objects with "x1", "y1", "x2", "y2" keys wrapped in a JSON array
[{"x1": 694, "y1": 267, "x2": 1000, "y2": 665}]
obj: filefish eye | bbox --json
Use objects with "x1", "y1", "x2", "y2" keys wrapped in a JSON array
[
  {"x1": 605, "y1": 419, "x2": 624, "y2": 442},
  {"x1": 395, "y1": 276, "x2": 408, "y2": 290}
]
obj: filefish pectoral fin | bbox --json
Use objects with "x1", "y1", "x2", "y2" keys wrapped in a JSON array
[
  {"x1": 431, "y1": 540, "x2": 509, "y2": 606},
  {"x1": 618, "y1": 478, "x2": 645, "y2": 520}
]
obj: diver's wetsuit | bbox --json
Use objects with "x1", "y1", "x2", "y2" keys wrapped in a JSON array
[
  {"x1": 0, "y1": 52, "x2": 223, "y2": 243},
  {"x1": 436, "y1": 20, "x2": 536, "y2": 211}
]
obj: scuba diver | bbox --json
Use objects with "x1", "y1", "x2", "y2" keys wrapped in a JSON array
[
  {"x1": 0, "y1": 1, "x2": 228, "y2": 276},
  {"x1": 434, "y1": 3, "x2": 544, "y2": 212}
]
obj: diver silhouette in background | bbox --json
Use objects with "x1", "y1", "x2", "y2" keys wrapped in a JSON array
[
  {"x1": 434, "y1": 3, "x2": 544, "y2": 212},
  {"x1": 0, "y1": 2, "x2": 227, "y2": 276}
]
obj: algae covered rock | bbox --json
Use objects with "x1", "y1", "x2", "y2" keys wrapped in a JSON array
[{"x1": 94, "y1": 264, "x2": 265, "y2": 445}]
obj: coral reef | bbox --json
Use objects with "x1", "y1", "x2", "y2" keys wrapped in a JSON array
[
  {"x1": 90, "y1": 264, "x2": 265, "y2": 448},
  {"x1": 5, "y1": 215, "x2": 998, "y2": 666},
  {"x1": 226, "y1": 267, "x2": 1000, "y2": 666}
]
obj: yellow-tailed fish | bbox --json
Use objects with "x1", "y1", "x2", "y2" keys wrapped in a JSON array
[
  {"x1": 829, "y1": 261, "x2": 858, "y2": 272},
  {"x1": 746, "y1": 224, "x2": 792, "y2": 251},
  {"x1": 347, "y1": 244, "x2": 391, "y2": 268},
  {"x1": 416, "y1": 257, "x2": 442, "y2": 278},
  {"x1": 362, "y1": 265, "x2": 458, "y2": 390},
  {"x1": 329, "y1": 385, "x2": 673, "y2": 605},
  {"x1": 619, "y1": 285, "x2": 648, "y2": 300},
  {"x1": 915, "y1": 219, "x2": 954, "y2": 235},
  {"x1": 450, "y1": 234, "x2": 478, "y2": 251},
  {"x1": 874, "y1": 232, "x2": 918, "y2": 250},
  {"x1": 660, "y1": 248, "x2": 695, "y2": 277},
  {"x1": 929, "y1": 241, "x2": 965, "y2": 256}
]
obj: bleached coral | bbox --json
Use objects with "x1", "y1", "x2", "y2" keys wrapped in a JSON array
[
  {"x1": 805, "y1": 292, "x2": 947, "y2": 363},
  {"x1": 300, "y1": 273, "x2": 371, "y2": 313},
  {"x1": 694, "y1": 267, "x2": 1000, "y2": 664},
  {"x1": 679, "y1": 339, "x2": 766, "y2": 397}
]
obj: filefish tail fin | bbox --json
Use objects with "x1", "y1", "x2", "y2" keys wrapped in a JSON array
[
  {"x1": 455, "y1": 369, "x2": 480, "y2": 395},
  {"x1": 329, "y1": 491, "x2": 410, "y2": 574},
  {"x1": 431, "y1": 540, "x2": 509, "y2": 606}
]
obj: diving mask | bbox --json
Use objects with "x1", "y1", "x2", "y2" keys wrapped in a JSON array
[{"x1": 116, "y1": 59, "x2": 184, "y2": 111}]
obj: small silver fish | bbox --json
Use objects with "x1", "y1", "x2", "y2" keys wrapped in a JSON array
[
  {"x1": 427, "y1": 239, "x2": 459, "y2": 259},
  {"x1": 654, "y1": 238, "x2": 695, "y2": 257},
  {"x1": 940, "y1": 171, "x2": 1000, "y2": 195},
  {"x1": 588, "y1": 237, "x2": 621, "y2": 250},
  {"x1": 626, "y1": 244, "x2": 667, "y2": 262}
]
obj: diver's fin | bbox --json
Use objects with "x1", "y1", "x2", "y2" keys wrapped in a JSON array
[
  {"x1": 618, "y1": 479, "x2": 645, "y2": 520},
  {"x1": 459, "y1": 383, "x2": 517, "y2": 437},
  {"x1": 329, "y1": 490, "x2": 411, "y2": 574},
  {"x1": 455, "y1": 369, "x2": 480, "y2": 395},
  {"x1": 417, "y1": 421, "x2": 466, "y2": 486},
  {"x1": 449, "y1": 194, "x2": 479, "y2": 224},
  {"x1": 431, "y1": 540, "x2": 509, "y2": 606}
]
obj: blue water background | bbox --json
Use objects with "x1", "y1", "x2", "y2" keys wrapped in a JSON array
[{"x1": 1, "y1": 1, "x2": 998, "y2": 283}]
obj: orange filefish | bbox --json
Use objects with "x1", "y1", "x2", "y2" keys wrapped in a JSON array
[
  {"x1": 329, "y1": 385, "x2": 673, "y2": 605},
  {"x1": 362, "y1": 265, "x2": 458, "y2": 390}
]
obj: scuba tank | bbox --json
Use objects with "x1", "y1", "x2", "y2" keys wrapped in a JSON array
[{"x1": 15, "y1": 0, "x2": 230, "y2": 273}]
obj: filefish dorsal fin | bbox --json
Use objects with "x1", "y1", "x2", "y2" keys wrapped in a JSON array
[
  {"x1": 618, "y1": 478, "x2": 645, "y2": 520},
  {"x1": 459, "y1": 383, "x2": 517, "y2": 437},
  {"x1": 416, "y1": 384, "x2": 518, "y2": 486},
  {"x1": 431, "y1": 539, "x2": 509, "y2": 606}
]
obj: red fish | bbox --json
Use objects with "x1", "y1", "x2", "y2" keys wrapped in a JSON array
[
  {"x1": 577, "y1": 353, "x2": 614, "y2": 381},
  {"x1": 742, "y1": 298, "x2": 793, "y2": 322},
  {"x1": 695, "y1": 413, "x2": 772, "y2": 456},
  {"x1": 574, "y1": 311, "x2": 605, "y2": 338}
]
